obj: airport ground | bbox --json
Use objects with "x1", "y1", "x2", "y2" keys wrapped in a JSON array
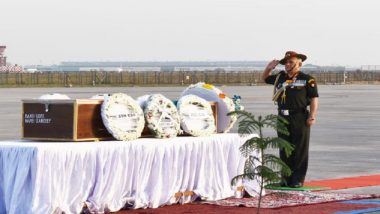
[{"x1": 1, "y1": 84, "x2": 379, "y2": 194}]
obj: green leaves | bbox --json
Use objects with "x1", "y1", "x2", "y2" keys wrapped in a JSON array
[
  {"x1": 274, "y1": 115, "x2": 289, "y2": 136},
  {"x1": 267, "y1": 137, "x2": 294, "y2": 157},
  {"x1": 228, "y1": 111, "x2": 259, "y2": 134},
  {"x1": 263, "y1": 154, "x2": 292, "y2": 177},
  {"x1": 228, "y1": 111, "x2": 289, "y2": 137},
  {"x1": 229, "y1": 110, "x2": 294, "y2": 200},
  {"x1": 239, "y1": 137, "x2": 260, "y2": 157}
]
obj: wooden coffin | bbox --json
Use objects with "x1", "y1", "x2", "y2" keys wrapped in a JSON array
[{"x1": 22, "y1": 99, "x2": 113, "y2": 141}]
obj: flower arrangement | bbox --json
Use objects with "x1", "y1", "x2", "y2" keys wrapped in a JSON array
[
  {"x1": 222, "y1": 95, "x2": 238, "y2": 133},
  {"x1": 181, "y1": 82, "x2": 237, "y2": 133},
  {"x1": 177, "y1": 95, "x2": 216, "y2": 137},
  {"x1": 101, "y1": 93, "x2": 145, "y2": 141},
  {"x1": 136, "y1": 94, "x2": 151, "y2": 109},
  {"x1": 233, "y1": 95, "x2": 244, "y2": 111},
  {"x1": 90, "y1": 94, "x2": 110, "y2": 100},
  {"x1": 144, "y1": 94, "x2": 181, "y2": 138},
  {"x1": 38, "y1": 93, "x2": 70, "y2": 100},
  {"x1": 202, "y1": 83, "x2": 214, "y2": 90}
]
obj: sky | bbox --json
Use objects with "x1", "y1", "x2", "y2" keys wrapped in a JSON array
[{"x1": 1, "y1": 0, "x2": 380, "y2": 66}]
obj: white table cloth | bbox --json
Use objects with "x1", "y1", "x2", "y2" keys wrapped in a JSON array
[{"x1": 0, "y1": 133, "x2": 260, "y2": 214}]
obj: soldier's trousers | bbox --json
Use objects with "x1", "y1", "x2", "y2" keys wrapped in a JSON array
[{"x1": 278, "y1": 111, "x2": 310, "y2": 184}]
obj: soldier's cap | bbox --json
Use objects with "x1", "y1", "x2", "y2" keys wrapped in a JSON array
[{"x1": 279, "y1": 51, "x2": 307, "y2": 65}]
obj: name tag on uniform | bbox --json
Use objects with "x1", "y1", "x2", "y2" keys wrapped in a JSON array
[{"x1": 292, "y1": 80, "x2": 306, "y2": 87}]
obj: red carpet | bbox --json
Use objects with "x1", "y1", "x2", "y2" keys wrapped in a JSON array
[
  {"x1": 117, "y1": 202, "x2": 380, "y2": 214},
  {"x1": 304, "y1": 174, "x2": 380, "y2": 190}
]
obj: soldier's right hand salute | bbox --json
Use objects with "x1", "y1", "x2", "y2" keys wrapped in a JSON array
[
  {"x1": 265, "y1": 59, "x2": 280, "y2": 71},
  {"x1": 262, "y1": 59, "x2": 280, "y2": 80}
]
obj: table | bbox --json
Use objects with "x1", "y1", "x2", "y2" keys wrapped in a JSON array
[{"x1": 0, "y1": 133, "x2": 260, "y2": 214}]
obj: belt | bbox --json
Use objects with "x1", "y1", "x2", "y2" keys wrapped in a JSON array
[{"x1": 278, "y1": 108, "x2": 307, "y2": 116}]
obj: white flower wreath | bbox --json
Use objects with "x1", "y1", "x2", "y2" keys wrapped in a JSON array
[
  {"x1": 101, "y1": 93, "x2": 145, "y2": 141},
  {"x1": 177, "y1": 95, "x2": 216, "y2": 137},
  {"x1": 90, "y1": 94, "x2": 110, "y2": 100},
  {"x1": 136, "y1": 94, "x2": 151, "y2": 110},
  {"x1": 38, "y1": 93, "x2": 70, "y2": 100},
  {"x1": 144, "y1": 94, "x2": 181, "y2": 138},
  {"x1": 180, "y1": 82, "x2": 237, "y2": 133}
]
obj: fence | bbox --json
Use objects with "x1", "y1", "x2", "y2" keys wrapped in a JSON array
[{"x1": 0, "y1": 71, "x2": 379, "y2": 87}]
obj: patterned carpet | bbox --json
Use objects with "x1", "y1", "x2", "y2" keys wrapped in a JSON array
[{"x1": 200, "y1": 190, "x2": 379, "y2": 209}]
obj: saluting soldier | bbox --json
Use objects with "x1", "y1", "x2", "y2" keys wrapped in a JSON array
[{"x1": 262, "y1": 51, "x2": 319, "y2": 188}]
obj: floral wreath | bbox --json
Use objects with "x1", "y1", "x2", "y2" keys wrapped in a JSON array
[
  {"x1": 180, "y1": 82, "x2": 237, "y2": 133},
  {"x1": 145, "y1": 94, "x2": 181, "y2": 138},
  {"x1": 136, "y1": 94, "x2": 151, "y2": 109},
  {"x1": 90, "y1": 94, "x2": 110, "y2": 100},
  {"x1": 177, "y1": 95, "x2": 216, "y2": 137},
  {"x1": 101, "y1": 93, "x2": 145, "y2": 141},
  {"x1": 38, "y1": 93, "x2": 70, "y2": 100}
]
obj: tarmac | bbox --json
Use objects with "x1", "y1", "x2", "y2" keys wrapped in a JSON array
[{"x1": 0, "y1": 84, "x2": 379, "y2": 195}]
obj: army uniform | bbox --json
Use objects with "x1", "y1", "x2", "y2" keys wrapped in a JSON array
[{"x1": 265, "y1": 70, "x2": 319, "y2": 186}]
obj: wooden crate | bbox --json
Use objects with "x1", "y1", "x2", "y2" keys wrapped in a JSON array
[{"x1": 22, "y1": 99, "x2": 113, "y2": 141}]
